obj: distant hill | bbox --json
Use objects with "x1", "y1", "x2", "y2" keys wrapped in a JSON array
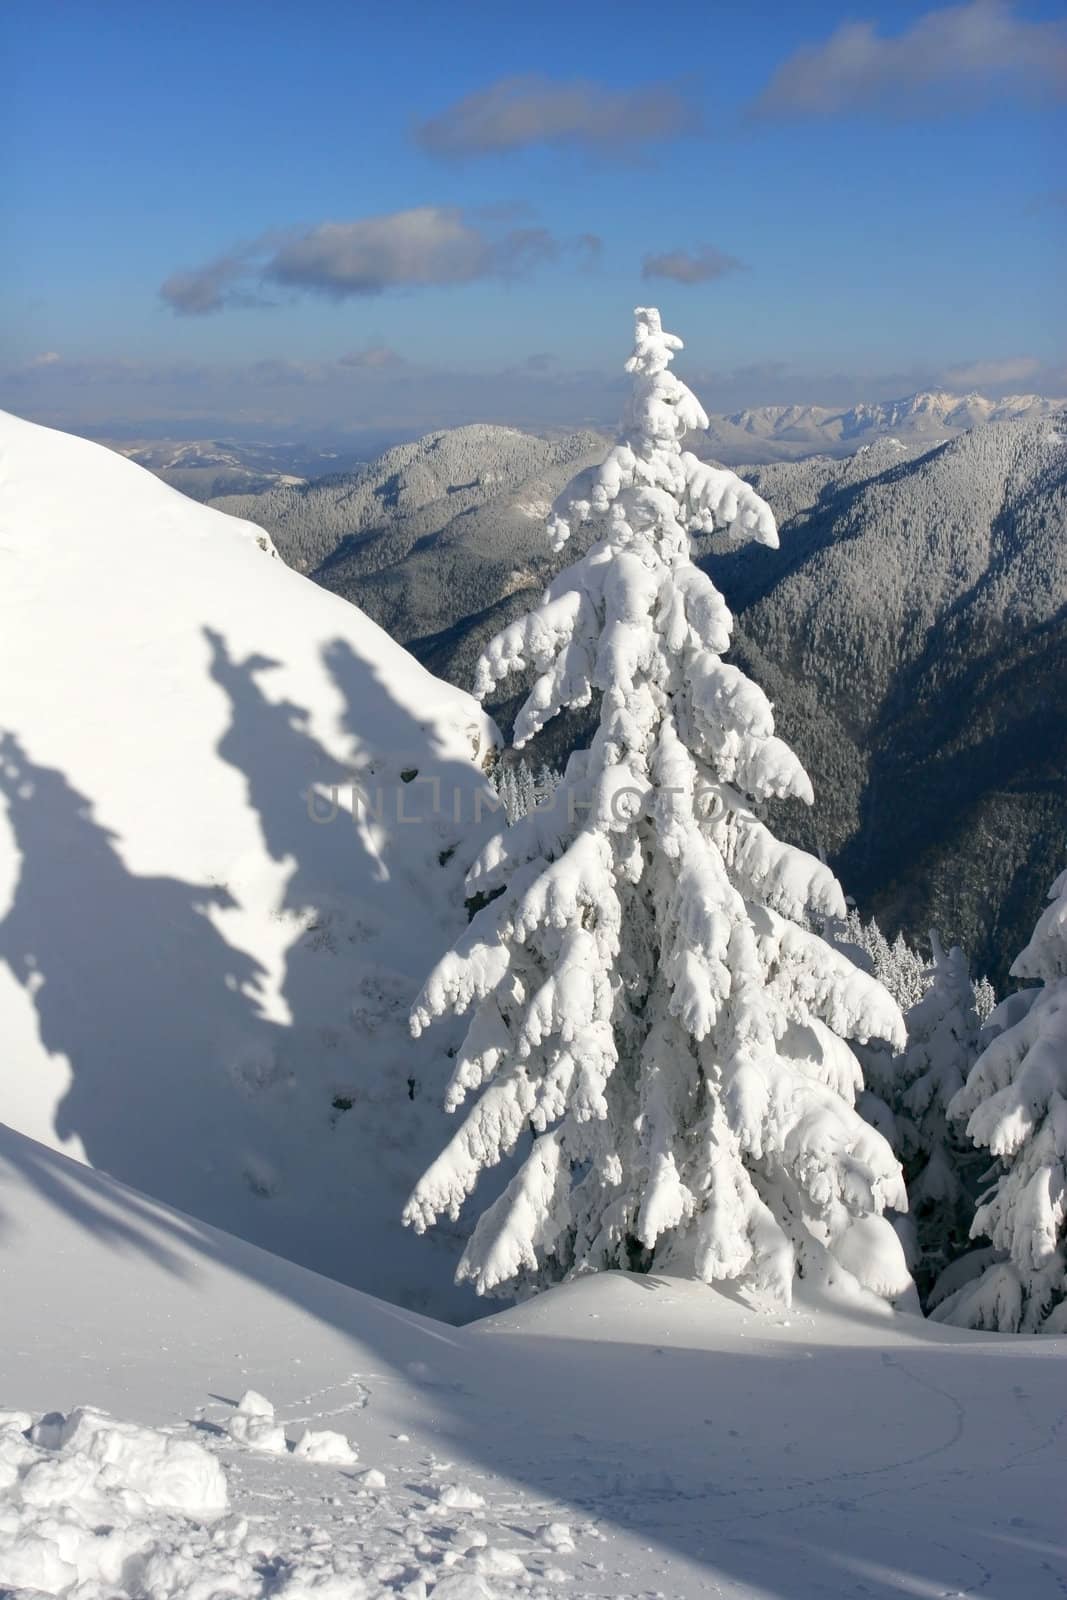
[
  {"x1": 214, "y1": 424, "x2": 611, "y2": 711},
  {"x1": 100, "y1": 436, "x2": 371, "y2": 501},
  {"x1": 693, "y1": 390, "x2": 1064, "y2": 464}
]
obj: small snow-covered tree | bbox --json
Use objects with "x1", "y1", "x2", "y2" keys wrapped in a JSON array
[
  {"x1": 972, "y1": 973, "x2": 996, "y2": 1025},
  {"x1": 894, "y1": 933, "x2": 987, "y2": 1301},
  {"x1": 493, "y1": 757, "x2": 561, "y2": 823},
  {"x1": 933, "y1": 869, "x2": 1067, "y2": 1333},
  {"x1": 492, "y1": 760, "x2": 533, "y2": 824},
  {"x1": 886, "y1": 932, "x2": 929, "y2": 1013},
  {"x1": 403, "y1": 309, "x2": 908, "y2": 1308},
  {"x1": 837, "y1": 910, "x2": 928, "y2": 1014}
]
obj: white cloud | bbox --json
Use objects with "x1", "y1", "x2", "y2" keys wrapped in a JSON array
[
  {"x1": 752, "y1": 0, "x2": 1067, "y2": 119},
  {"x1": 160, "y1": 208, "x2": 562, "y2": 314},
  {"x1": 942, "y1": 356, "x2": 1041, "y2": 387},
  {"x1": 415, "y1": 74, "x2": 698, "y2": 158},
  {"x1": 641, "y1": 247, "x2": 746, "y2": 285}
]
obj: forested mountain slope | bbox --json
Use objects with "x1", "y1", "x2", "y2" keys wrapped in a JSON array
[
  {"x1": 0, "y1": 410, "x2": 498, "y2": 1318},
  {"x1": 710, "y1": 416, "x2": 1067, "y2": 981},
  {"x1": 214, "y1": 425, "x2": 609, "y2": 717},
  {"x1": 215, "y1": 422, "x2": 609, "y2": 578}
]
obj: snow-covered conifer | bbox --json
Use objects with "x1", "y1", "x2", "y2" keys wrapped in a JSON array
[
  {"x1": 493, "y1": 757, "x2": 561, "y2": 823},
  {"x1": 837, "y1": 911, "x2": 928, "y2": 1014},
  {"x1": 933, "y1": 870, "x2": 1067, "y2": 1332},
  {"x1": 894, "y1": 933, "x2": 986, "y2": 1300},
  {"x1": 493, "y1": 761, "x2": 532, "y2": 824},
  {"x1": 403, "y1": 309, "x2": 908, "y2": 1308},
  {"x1": 534, "y1": 762, "x2": 560, "y2": 810},
  {"x1": 972, "y1": 974, "x2": 996, "y2": 1025}
]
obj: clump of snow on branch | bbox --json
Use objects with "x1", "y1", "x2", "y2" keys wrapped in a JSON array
[
  {"x1": 405, "y1": 308, "x2": 908, "y2": 1310},
  {"x1": 933, "y1": 868, "x2": 1067, "y2": 1333}
]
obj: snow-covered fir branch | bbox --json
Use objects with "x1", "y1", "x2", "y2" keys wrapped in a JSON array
[
  {"x1": 403, "y1": 309, "x2": 910, "y2": 1311},
  {"x1": 933, "y1": 868, "x2": 1067, "y2": 1333},
  {"x1": 893, "y1": 934, "x2": 991, "y2": 1302},
  {"x1": 825, "y1": 915, "x2": 997, "y2": 1303}
]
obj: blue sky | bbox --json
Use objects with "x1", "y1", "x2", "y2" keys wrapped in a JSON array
[{"x1": 3, "y1": 0, "x2": 1065, "y2": 436}]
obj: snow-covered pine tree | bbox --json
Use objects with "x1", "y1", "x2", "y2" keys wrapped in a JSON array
[
  {"x1": 492, "y1": 761, "x2": 534, "y2": 824},
  {"x1": 894, "y1": 933, "x2": 987, "y2": 1302},
  {"x1": 493, "y1": 757, "x2": 561, "y2": 823},
  {"x1": 837, "y1": 909, "x2": 929, "y2": 1014},
  {"x1": 403, "y1": 308, "x2": 908, "y2": 1308},
  {"x1": 972, "y1": 973, "x2": 996, "y2": 1025},
  {"x1": 534, "y1": 761, "x2": 560, "y2": 810},
  {"x1": 933, "y1": 869, "x2": 1067, "y2": 1332}
]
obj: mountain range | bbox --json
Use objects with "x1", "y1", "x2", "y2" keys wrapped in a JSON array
[
  {"x1": 694, "y1": 389, "x2": 1064, "y2": 464},
  {"x1": 216, "y1": 410, "x2": 1067, "y2": 984},
  {"x1": 101, "y1": 389, "x2": 1063, "y2": 498},
  {"x1": 99, "y1": 435, "x2": 373, "y2": 501}
]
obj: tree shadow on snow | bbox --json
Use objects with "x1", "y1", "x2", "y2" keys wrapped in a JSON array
[
  {"x1": 0, "y1": 626, "x2": 496, "y2": 1318},
  {"x1": 0, "y1": 729, "x2": 272, "y2": 1230}
]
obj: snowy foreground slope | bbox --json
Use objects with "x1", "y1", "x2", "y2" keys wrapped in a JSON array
[
  {"x1": 2, "y1": 1125, "x2": 1065, "y2": 1600},
  {"x1": 0, "y1": 409, "x2": 498, "y2": 1317}
]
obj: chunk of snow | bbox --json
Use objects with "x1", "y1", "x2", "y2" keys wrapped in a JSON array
[
  {"x1": 832, "y1": 1215, "x2": 915, "y2": 1303},
  {"x1": 235, "y1": 1387, "x2": 275, "y2": 1417},
  {"x1": 226, "y1": 1393, "x2": 288, "y2": 1455},
  {"x1": 539, "y1": 1521, "x2": 575, "y2": 1551},
  {"x1": 0, "y1": 1404, "x2": 229, "y2": 1596},
  {"x1": 472, "y1": 1545, "x2": 527, "y2": 1577},
  {"x1": 292, "y1": 1428, "x2": 358, "y2": 1465},
  {"x1": 51, "y1": 1406, "x2": 227, "y2": 1515},
  {"x1": 436, "y1": 1482, "x2": 486, "y2": 1511},
  {"x1": 430, "y1": 1576, "x2": 496, "y2": 1600}
]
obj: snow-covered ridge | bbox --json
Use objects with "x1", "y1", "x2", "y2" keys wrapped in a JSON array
[
  {"x1": 698, "y1": 389, "x2": 1064, "y2": 463},
  {"x1": 0, "y1": 408, "x2": 499, "y2": 1318}
]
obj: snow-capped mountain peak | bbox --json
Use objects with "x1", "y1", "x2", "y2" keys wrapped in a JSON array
[{"x1": 703, "y1": 389, "x2": 1064, "y2": 463}]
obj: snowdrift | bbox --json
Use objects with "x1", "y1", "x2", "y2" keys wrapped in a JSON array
[{"x1": 0, "y1": 409, "x2": 498, "y2": 1316}]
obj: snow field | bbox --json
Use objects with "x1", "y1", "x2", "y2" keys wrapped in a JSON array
[
  {"x1": 2, "y1": 1125, "x2": 1066, "y2": 1598},
  {"x1": 0, "y1": 1396, "x2": 597, "y2": 1599}
]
